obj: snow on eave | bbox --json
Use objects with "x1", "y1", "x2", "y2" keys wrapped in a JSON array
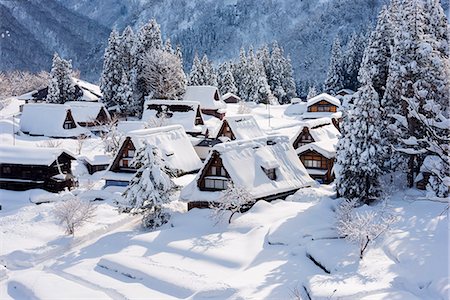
[
  {"x1": 65, "y1": 101, "x2": 108, "y2": 123},
  {"x1": 19, "y1": 103, "x2": 90, "y2": 138},
  {"x1": 181, "y1": 135, "x2": 315, "y2": 202},
  {"x1": 222, "y1": 92, "x2": 241, "y2": 100},
  {"x1": 183, "y1": 86, "x2": 227, "y2": 111},
  {"x1": 72, "y1": 77, "x2": 102, "y2": 98},
  {"x1": 17, "y1": 90, "x2": 38, "y2": 100},
  {"x1": 0, "y1": 145, "x2": 75, "y2": 166},
  {"x1": 296, "y1": 140, "x2": 337, "y2": 159},
  {"x1": 222, "y1": 114, "x2": 266, "y2": 140},
  {"x1": 307, "y1": 93, "x2": 341, "y2": 107}
]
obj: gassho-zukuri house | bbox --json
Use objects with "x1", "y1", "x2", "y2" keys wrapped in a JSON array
[
  {"x1": 181, "y1": 135, "x2": 315, "y2": 210},
  {"x1": 65, "y1": 101, "x2": 111, "y2": 128},
  {"x1": 103, "y1": 125, "x2": 203, "y2": 187},
  {"x1": 141, "y1": 99, "x2": 205, "y2": 136},
  {"x1": 183, "y1": 86, "x2": 227, "y2": 120},
  {"x1": 291, "y1": 118, "x2": 340, "y2": 184},
  {"x1": 302, "y1": 93, "x2": 342, "y2": 129},
  {"x1": 0, "y1": 145, "x2": 76, "y2": 192},
  {"x1": 215, "y1": 114, "x2": 265, "y2": 141},
  {"x1": 20, "y1": 103, "x2": 90, "y2": 138}
]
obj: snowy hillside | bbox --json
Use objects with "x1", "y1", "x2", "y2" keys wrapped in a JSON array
[{"x1": 1, "y1": 0, "x2": 387, "y2": 84}]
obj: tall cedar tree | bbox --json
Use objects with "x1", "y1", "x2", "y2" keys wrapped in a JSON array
[
  {"x1": 217, "y1": 62, "x2": 238, "y2": 95},
  {"x1": 100, "y1": 29, "x2": 122, "y2": 107},
  {"x1": 336, "y1": 84, "x2": 385, "y2": 204},
  {"x1": 47, "y1": 53, "x2": 76, "y2": 104},
  {"x1": 324, "y1": 37, "x2": 345, "y2": 94}
]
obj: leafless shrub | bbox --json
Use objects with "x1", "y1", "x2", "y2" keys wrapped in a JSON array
[
  {"x1": 37, "y1": 139, "x2": 63, "y2": 148},
  {"x1": 54, "y1": 197, "x2": 96, "y2": 235}
]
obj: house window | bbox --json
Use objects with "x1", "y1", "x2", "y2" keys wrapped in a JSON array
[
  {"x1": 204, "y1": 178, "x2": 228, "y2": 190},
  {"x1": 128, "y1": 150, "x2": 135, "y2": 157},
  {"x1": 119, "y1": 159, "x2": 131, "y2": 168},
  {"x1": 209, "y1": 166, "x2": 227, "y2": 176},
  {"x1": 63, "y1": 121, "x2": 74, "y2": 129},
  {"x1": 304, "y1": 159, "x2": 322, "y2": 168},
  {"x1": 262, "y1": 167, "x2": 277, "y2": 180},
  {"x1": 2, "y1": 166, "x2": 11, "y2": 174}
]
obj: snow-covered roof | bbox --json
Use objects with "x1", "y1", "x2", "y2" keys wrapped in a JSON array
[
  {"x1": 72, "y1": 77, "x2": 102, "y2": 100},
  {"x1": 0, "y1": 145, "x2": 75, "y2": 166},
  {"x1": 183, "y1": 86, "x2": 227, "y2": 111},
  {"x1": 296, "y1": 140, "x2": 338, "y2": 159},
  {"x1": 222, "y1": 114, "x2": 265, "y2": 140},
  {"x1": 126, "y1": 125, "x2": 202, "y2": 173},
  {"x1": 307, "y1": 93, "x2": 341, "y2": 107},
  {"x1": 116, "y1": 121, "x2": 148, "y2": 134},
  {"x1": 17, "y1": 90, "x2": 38, "y2": 101},
  {"x1": 302, "y1": 111, "x2": 343, "y2": 120},
  {"x1": 65, "y1": 101, "x2": 109, "y2": 123},
  {"x1": 336, "y1": 89, "x2": 355, "y2": 95},
  {"x1": 79, "y1": 154, "x2": 112, "y2": 166},
  {"x1": 291, "y1": 118, "x2": 341, "y2": 143},
  {"x1": 141, "y1": 99, "x2": 203, "y2": 133},
  {"x1": 181, "y1": 135, "x2": 315, "y2": 202},
  {"x1": 19, "y1": 103, "x2": 89, "y2": 138},
  {"x1": 284, "y1": 102, "x2": 307, "y2": 116},
  {"x1": 222, "y1": 92, "x2": 241, "y2": 101}
]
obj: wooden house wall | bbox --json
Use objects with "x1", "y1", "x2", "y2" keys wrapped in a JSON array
[
  {"x1": 292, "y1": 127, "x2": 315, "y2": 149},
  {"x1": 299, "y1": 150, "x2": 335, "y2": 183},
  {"x1": 197, "y1": 152, "x2": 230, "y2": 191},
  {"x1": 307, "y1": 100, "x2": 338, "y2": 113},
  {"x1": 216, "y1": 120, "x2": 235, "y2": 140},
  {"x1": 110, "y1": 138, "x2": 137, "y2": 172}
]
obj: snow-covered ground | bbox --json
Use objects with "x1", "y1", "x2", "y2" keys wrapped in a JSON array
[{"x1": 0, "y1": 97, "x2": 448, "y2": 299}]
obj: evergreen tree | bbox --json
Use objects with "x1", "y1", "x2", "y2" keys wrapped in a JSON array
[
  {"x1": 281, "y1": 54, "x2": 297, "y2": 103},
  {"x1": 344, "y1": 32, "x2": 366, "y2": 91},
  {"x1": 358, "y1": 5, "x2": 394, "y2": 98},
  {"x1": 164, "y1": 38, "x2": 174, "y2": 54},
  {"x1": 200, "y1": 54, "x2": 218, "y2": 86},
  {"x1": 386, "y1": 0, "x2": 450, "y2": 187},
  {"x1": 217, "y1": 62, "x2": 237, "y2": 95},
  {"x1": 135, "y1": 19, "x2": 163, "y2": 59},
  {"x1": 121, "y1": 141, "x2": 178, "y2": 229},
  {"x1": 175, "y1": 44, "x2": 183, "y2": 65},
  {"x1": 116, "y1": 70, "x2": 135, "y2": 115},
  {"x1": 306, "y1": 85, "x2": 318, "y2": 100},
  {"x1": 233, "y1": 47, "x2": 248, "y2": 99},
  {"x1": 324, "y1": 37, "x2": 345, "y2": 94},
  {"x1": 47, "y1": 53, "x2": 76, "y2": 104},
  {"x1": 247, "y1": 47, "x2": 273, "y2": 104},
  {"x1": 100, "y1": 29, "x2": 122, "y2": 107},
  {"x1": 256, "y1": 44, "x2": 270, "y2": 78},
  {"x1": 188, "y1": 53, "x2": 202, "y2": 86},
  {"x1": 120, "y1": 26, "x2": 135, "y2": 73},
  {"x1": 336, "y1": 84, "x2": 385, "y2": 204},
  {"x1": 267, "y1": 42, "x2": 286, "y2": 103}
]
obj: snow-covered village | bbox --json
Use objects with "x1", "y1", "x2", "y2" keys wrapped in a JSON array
[{"x1": 0, "y1": 0, "x2": 449, "y2": 299}]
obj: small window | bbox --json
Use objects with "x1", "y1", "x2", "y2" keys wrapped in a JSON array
[
  {"x1": 220, "y1": 167, "x2": 226, "y2": 176},
  {"x1": 262, "y1": 167, "x2": 277, "y2": 180},
  {"x1": 128, "y1": 150, "x2": 135, "y2": 157},
  {"x1": 211, "y1": 166, "x2": 217, "y2": 175},
  {"x1": 204, "y1": 178, "x2": 228, "y2": 190},
  {"x1": 304, "y1": 159, "x2": 321, "y2": 168},
  {"x1": 2, "y1": 166, "x2": 12, "y2": 174}
]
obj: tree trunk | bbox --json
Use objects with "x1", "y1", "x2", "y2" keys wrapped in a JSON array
[{"x1": 407, "y1": 155, "x2": 415, "y2": 188}]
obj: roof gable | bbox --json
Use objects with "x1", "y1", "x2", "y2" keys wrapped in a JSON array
[
  {"x1": 65, "y1": 101, "x2": 110, "y2": 123},
  {"x1": 183, "y1": 86, "x2": 227, "y2": 111},
  {"x1": 220, "y1": 115, "x2": 265, "y2": 140},
  {"x1": 19, "y1": 103, "x2": 89, "y2": 137},
  {"x1": 307, "y1": 93, "x2": 341, "y2": 107}
]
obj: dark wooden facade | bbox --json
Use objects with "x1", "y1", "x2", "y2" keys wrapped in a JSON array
[
  {"x1": 292, "y1": 127, "x2": 315, "y2": 149},
  {"x1": 307, "y1": 100, "x2": 338, "y2": 113},
  {"x1": 223, "y1": 95, "x2": 240, "y2": 103},
  {"x1": 299, "y1": 150, "x2": 334, "y2": 184},
  {"x1": 109, "y1": 137, "x2": 137, "y2": 173},
  {"x1": 215, "y1": 120, "x2": 236, "y2": 140},
  {"x1": 201, "y1": 109, "x2": 226, "y2": 120},
  {"x1": 197, "y1": 151, "x2": 231, "y2": 191},
  {"x1": 0, "y1": 153, "x2": 75, "y2": 192}
]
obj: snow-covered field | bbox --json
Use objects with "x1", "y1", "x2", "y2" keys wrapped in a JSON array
[{"x1": 0, "y1": 98, "x2": 448, "y2": 299}]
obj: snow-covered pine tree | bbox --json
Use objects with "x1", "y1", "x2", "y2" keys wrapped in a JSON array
[
  {"x1": 119, "y1": 26, "x2": 136, "y2": 75},
  {"x1": 247, "y1": 47, "x2": 274, "y2": 104},
  {"x1": 358, "y1": 5, "x2": 394, "y2": 98},
  {"x1": 233, "y1": 47, "x2": 248, "y2": 100},
  {"x1": 116, "y1": 70, "x2": 134, "y2": 115},
  {"x1": 188, "y1": 53, "x2": 202, "y2": 86},
  {"x1": 324, "y1": 37, "x2": 345, "y2": 94},
  {"x1": 200, "y1": 54, "x2": 218, "y2": 86},
  {"x1": 266, "y1": 42, "x2": 285, "y2": 103},
  {"x1": 217, "y1": 62, "x2": 237, "y2": 95},
  {"x1": 100, "y1": 29, "x2": 122, "y2": 107},
  {"x1": 336, "y1": 84, "x2": 385, "y2": 204},
  {"x1": 344, "y1": 32, "x2": 365, "y2": 91},
  {"x1": 121, "y1": 141, "x2": 178, "y2": 229},
  {"x1": 141, "y1": 49, "x2": 186, "y2": 100},
  {"x1": 175, "y1": 44, "x2": 183, "y2": 66},
  {"x1": 256, "y1": 44, "x2": 270, "y2": 78},
  {"x1": 164, "y1": 38, "x2": 174, "y2": 54},
  {"x1": 306, "y1": 85, "x2": 318, "y2": 100},
  {"x1": 47, "y1": 53, "x2": 76, "y2": 104},
  {"x1": 389, "y1": 0, "x2": 450, "y2": 192},
  {"x1": 280, "y1": 54, "x2": 297, "y2": 103}
]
